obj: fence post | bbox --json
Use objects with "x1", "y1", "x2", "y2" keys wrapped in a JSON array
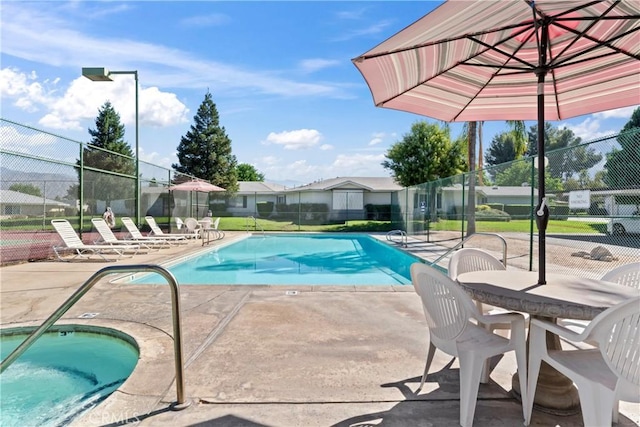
[{"x1": 79, "y1": 142, "x2": 84, "y2": 237}]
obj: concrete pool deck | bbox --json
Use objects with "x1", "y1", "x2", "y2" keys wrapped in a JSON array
[{"x1": 1, "y1": 232, "x2": 638, "y2": 426}]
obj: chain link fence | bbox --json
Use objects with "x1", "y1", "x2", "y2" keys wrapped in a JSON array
[
  {"x1": 0, "y1": 119, "x2": 199, "y2": 264},
  {"x1": 394, "y1": 128, "x2": 640, "y2": 279},
  {"x1": 1, "y1": 117, "x2": 638, "y2": 276}
]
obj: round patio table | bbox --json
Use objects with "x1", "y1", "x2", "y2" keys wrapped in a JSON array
[{"x1": 456, "y1": 270, "x2": 640, "y2": 414}]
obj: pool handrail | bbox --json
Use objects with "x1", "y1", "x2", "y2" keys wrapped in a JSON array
[
  {"x1": 246, "y1": 216, "x2": 265, "y2": 235},
  {"x1": 0, "y1": 264, "x2": 191, "y2": 410},
  {"x1": 386, "y1": 229, "x2": 407, "y2": 247},
  {"x1": 429, "y1": 232, "x2": 508, "y2": 268}
]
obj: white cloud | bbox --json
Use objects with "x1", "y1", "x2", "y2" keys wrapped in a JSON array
[
  {"x1": 260, "y1": 155, "x2": 280, "y2": 166},
  {"x1": 560, "y1": 117, "x2": 615, "y2": 141},
  {"x1": 0, "y1": 68, "x2": 57, "y2": 113},
  {"x1": 0, "y1": 125, "x2": 58, "y2": 150},
  {"x1": 179, "y1": 13, "x2": 231, "y2": 28},
  {"x1": 331, "y1": 20, "x2": 394, "y2": 42},
  {"x1": 1, "y1": 2, "x2": 348, "y2": 99},
  {"x1": 139, "y1": 147, "x2": 176, "y2": 170},
  {"x1": 264, "y1": 129, "x2": 322, "y2": 150},
  {"x1": 2, "y1": 68, "x2": 189, "y2": 130},
  {"x1": 298, "y1": 59, "x2": 341, "y2": 74},
  {"x1": 593, "y1": 106, "x2": 637, "y2": 120},
  {"x1": 262, "y1": 159, "x2": 320, "y2": 182},
  {"x1": 331, "y1": 153, "x2": 386, "y2": 174}
]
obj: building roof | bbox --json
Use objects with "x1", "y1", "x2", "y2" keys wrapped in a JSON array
[
  {"x1": 238, "y1": 181, "x2": 287, "y2": 193},
  {"x1": 0, "y1": 190, "x2": 71, "y2": 206},
  {"x1": 286, "y1": 177, "x2": 402, "y2": 192}
]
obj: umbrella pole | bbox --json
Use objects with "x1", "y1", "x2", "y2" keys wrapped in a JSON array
[
  {"x1": 536, "y1": 76, "x2": 547, "y2": 285},
  {"x1": 535, "y1": 23, "x2": 550, "y2": 285}
]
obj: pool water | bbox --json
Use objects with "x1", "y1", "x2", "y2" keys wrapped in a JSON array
[
  {"x1": 134, "y1": 234, "x2": 420, "y2": 285},
  {"x1": 0, "y1": 326, "x2": 139, "y2": 427}
]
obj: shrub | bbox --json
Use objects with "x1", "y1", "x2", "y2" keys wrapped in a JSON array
[
  {"x1": 503, "y1": 204, "x2": 532, "y2": 219},
  {"x1": 475, "y1": 208, "x2": 511, "y2": 222},
  {"x1": 256, "y1": 201, "x2": 274, "y2": 218},
  {"x1": 210, "y1": 202, "x2": 227, "y2": 216},
  {"x1": 365, "y1": 204, "x2": 392, "y2": 220}
]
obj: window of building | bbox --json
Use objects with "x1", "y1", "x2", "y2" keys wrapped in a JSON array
[
  {"x1": 3, "y1": 205, "x2": 21, "y2": 215},
  {"x1": 333, "y1": 190, "x2": 363, "y2": 210},
  {"x1": 228, "y1": 196, "x2": 247, "y2": 208}
]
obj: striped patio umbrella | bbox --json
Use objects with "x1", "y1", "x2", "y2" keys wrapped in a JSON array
[{"x1": 352, "y1": 0, "x2": 640, "y2": 285}]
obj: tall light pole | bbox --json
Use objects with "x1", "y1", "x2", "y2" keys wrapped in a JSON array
[{"x1": 82, "y1": 67, "x2": 140, "y2": 226}]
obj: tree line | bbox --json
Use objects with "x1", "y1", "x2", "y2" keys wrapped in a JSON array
[
  {"x1": 383, "y1": 108, "x2": 640, "y2": 193},
  {"x1": 79, "y1": 91, "x2": 638, "y2": 200}
]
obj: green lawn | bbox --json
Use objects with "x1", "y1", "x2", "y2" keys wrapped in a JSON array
[
  {"x1": 430, "y1": 219, "x2": 607, "y2": 234},
  {"x1": 0, "y1": 216, "x2": 608, "y2": 235}
]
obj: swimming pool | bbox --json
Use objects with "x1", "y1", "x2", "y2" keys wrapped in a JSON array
[
  {"x1": 132, "y1": 233, "x2": 421, "y2": 286},
  {"x1": 0, "y1": 325, "x2": 139, "y2": 427}
]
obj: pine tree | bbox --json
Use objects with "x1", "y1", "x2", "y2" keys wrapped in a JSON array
[
  {"x1": 85, "y1": 101, "x2": 135, "y2": 174},
  {"x1": 173, "y1": 91, "x2": 238, "y2": 192},
  {"x1": 78, "y1": 101, "x2": 136, "y2": 210}
]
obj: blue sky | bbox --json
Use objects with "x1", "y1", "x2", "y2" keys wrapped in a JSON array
[{"x1": 1, "y1": 1, "x2": 636, "y2": 186}]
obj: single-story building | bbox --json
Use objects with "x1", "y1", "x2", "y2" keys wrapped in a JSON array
[
  {"x1": 280, "y1": 177, "x2": 402, "y2": 221},
  {"x1": 226, "y1": 181, "x2": 287, "y2": 217},
  {"x1": 437, "y1": 184, "x2": 538, "y2": 214},
  {"x1": 0, "y1": 189, "x2": 71, "y2": 218}
]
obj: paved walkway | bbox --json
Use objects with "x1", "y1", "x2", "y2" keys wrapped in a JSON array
[{"x1": 1, "y1": 232, "x2": 638, "y2": 426}]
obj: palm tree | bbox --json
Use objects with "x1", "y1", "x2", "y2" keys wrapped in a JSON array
[{"x1": 465, "y1": 120, "x2": 525, "y2": 237}]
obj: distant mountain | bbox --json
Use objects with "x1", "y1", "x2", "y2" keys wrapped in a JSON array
[{"x1": 0, "y1": 167, "x2": 77, "y2": 199}]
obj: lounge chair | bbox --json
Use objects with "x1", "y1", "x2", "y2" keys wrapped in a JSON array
[
  {"x1": 91, "y1": 218, "x2": 166, "y2": 250},
  {"x1": 146, "y1": 216, "x2": 194, "y2": 241},
  {"x1": 51, "y1": 219, "x2": 140, "y2": 261},
  {"x1": 121, "y1": 217, "x2": 188, "y2": 245}
]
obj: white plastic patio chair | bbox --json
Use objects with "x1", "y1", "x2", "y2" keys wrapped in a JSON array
[
  {"x1": 559, "y1": 262, "x2": 640, "y2": 341},
  {"x1": 448, "y1": 248, "x2": 527, "y2": 382},
  {"x1": 411, "y1": 263, "x2": 528, "y2": 427},
  {"x1": 183, "y1": 217, "x2": 202, "y2": 239},
  {"x1": 91, "y1": 218, "x2": 161, "y2": 251},
  {"x1": 448, "y1": 248, "x2": 508, "y2": 318},
  {"x1": 51, "y1": 219, "x2": 139, "y2": 261},
  {"x1": 121, "y1": 217, "x2": 187, "y2": 245},
  {"x1": 525, "y1": 296, "x2": 640, "y2": 427},
  {"x1": 601, "y1": 262, "x2": 640, "y2": 287}
]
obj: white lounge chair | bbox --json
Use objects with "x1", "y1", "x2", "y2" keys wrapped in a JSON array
[
  {"x1": 121, "y1": 217, "x2": 187, "y2": 245},
  {"x1": 91, "y1": 218, "x2": 164, "y2": 250},
  {"x1": 145, "y1": 216, "x2": 192, "y2": 242},
  {"x1": 51, "y1": 219, "x2": 139, "y2": 261},
  {"x1": 525, "y1": 296, "x2": 640, "y2": 426},
  {"x1": 411, "y1": 263, "x2": 528, "y2": 427}
]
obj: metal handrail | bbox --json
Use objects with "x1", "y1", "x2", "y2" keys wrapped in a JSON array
[
  {"x1": 0, "y1": 264, "x2": 190, "y2": 410},
  {"x1": 428, "y1": 232, "x2": 508, "y2": 268},
  {"x1": 245, "y1": 216, "x2": 265, "y2": 234},
  {"x1": 386, "y1": 229, "x2": 407, "y2": 247}
]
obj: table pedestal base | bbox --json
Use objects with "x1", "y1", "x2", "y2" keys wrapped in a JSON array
[{"x1": 512, "y1": 324, "x2": 581, "y2": 415}]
